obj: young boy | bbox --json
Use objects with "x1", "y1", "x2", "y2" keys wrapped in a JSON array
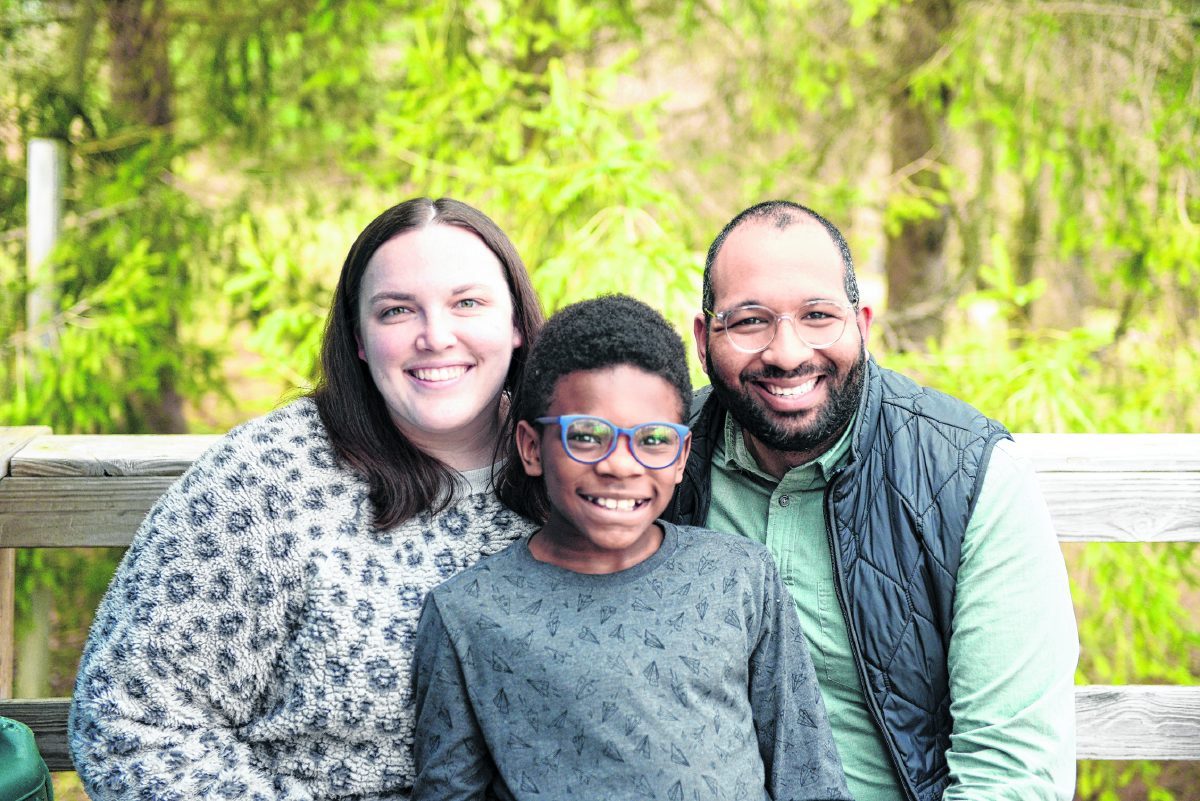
[{"x1": 410, "y1": 295, "x2": 851, "y2": 801}]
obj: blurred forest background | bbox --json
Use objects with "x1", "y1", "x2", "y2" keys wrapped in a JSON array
[{"x1": 1, "y1": 0, "x2": 1198, "y2": 798}]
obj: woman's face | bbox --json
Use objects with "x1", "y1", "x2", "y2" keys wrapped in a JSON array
[{"x1": 356, "y1": 224, "x2": 522, "y2": 467}]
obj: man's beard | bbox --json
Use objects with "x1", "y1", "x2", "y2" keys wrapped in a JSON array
[{"x1": 707, "y1": 345, "x2": 867, "y2": 454}]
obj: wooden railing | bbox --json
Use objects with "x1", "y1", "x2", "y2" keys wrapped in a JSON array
[{"x1": 1, "y1": 428, "x2": 1198, "y2": 772}]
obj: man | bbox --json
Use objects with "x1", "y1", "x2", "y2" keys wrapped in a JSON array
[{"x1": 666, "y1": 201, "x2": 1078, "y2": 801}]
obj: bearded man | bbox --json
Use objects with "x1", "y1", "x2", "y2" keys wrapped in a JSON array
[{"x1": 666, "y1": 201, "x2": 1078, "y2": 801}]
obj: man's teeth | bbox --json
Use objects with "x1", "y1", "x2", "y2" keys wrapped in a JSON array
[
  {"x1": 411, "y1": 366, "x2": 468, "y2": 382},
  {"x1": 584, "y1": 494, "x2": 644, "y2": 511},
  {"x1": 764, "y1": 378, "x2": 817, "y2": 397}
]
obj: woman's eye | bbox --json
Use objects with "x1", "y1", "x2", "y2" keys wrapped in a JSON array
[
  {"x1": 456, "y1": 298, "x2": 482, "y2": 309},
  {"x1": 380, "y1": 306, "x2": 413, "y2": 319}
]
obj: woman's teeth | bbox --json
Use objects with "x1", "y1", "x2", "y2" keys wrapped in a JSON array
[{"x1": 410, "y1": 366, "x2": 468, "y2": 382}]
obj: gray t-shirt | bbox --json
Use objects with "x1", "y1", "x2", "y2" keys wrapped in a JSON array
[{"x1": 411, "y1": 521, "x2": 851, "y2": 801}]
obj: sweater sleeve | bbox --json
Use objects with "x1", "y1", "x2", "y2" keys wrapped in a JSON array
[
  {"x1": 944, "y1": 438, "x2": 1078, "y2": 800},
  {"x1": 749, "y1": 558, "x2": 853, "y2": 801},
  {"x1": 68, "y1": 435, "x2": 313, "y2": 801},
  {"x1": 410, "y1": 596, "x2": 495, "y2": 801}
]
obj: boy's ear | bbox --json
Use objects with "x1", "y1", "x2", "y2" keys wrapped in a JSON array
[
  {"x1": 515, "y1": 420, "x2": 544, "y2": 477},
  {"x1": 670, "y1": 432, "x2": 692, "y2": 486}
]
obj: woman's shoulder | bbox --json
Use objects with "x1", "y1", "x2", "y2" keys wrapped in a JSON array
[{"x1": 187, "y1": 397, "x2": 341, "y2": 480}]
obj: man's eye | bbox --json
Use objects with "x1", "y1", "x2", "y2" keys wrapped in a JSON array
[{"x1": 729, "y1": 316, "x2": 770, "y2": 328}]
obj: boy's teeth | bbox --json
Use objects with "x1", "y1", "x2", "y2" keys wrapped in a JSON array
[
  {"x1": 411, "y1": 366, "x2": 467, "y2": 382},
  {"x1": 585, "y1": 495, "x2": 641, "y2": 511},
  {"x1": 765, "y1": 378, "x2": 817, "y2": 397}
]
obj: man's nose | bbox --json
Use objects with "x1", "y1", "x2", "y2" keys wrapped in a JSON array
[{"x1": 760, "y1": 315, "x2": 814, "y2": 369}]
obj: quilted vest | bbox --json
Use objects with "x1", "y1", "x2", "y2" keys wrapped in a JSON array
[{"x1": 666, "y1": 359, "x2": 1011, "y2": 801}]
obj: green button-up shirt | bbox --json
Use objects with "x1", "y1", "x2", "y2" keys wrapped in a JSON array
[{"x1": 707, "y1": 412, "x2": 1077, "y2": 801}]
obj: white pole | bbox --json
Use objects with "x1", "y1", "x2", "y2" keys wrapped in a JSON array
[{"x1": 26, "y1": 137, "x2": 65, "y2": 349}]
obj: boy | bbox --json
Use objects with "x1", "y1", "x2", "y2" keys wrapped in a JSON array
[{"x1": 411, "y1": 295, "x2": 851, "y2": 801}]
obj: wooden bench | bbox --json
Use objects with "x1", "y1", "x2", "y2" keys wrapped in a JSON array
[{"x1": 1, "y1": 427, "x2": 1198, "y2": 772}]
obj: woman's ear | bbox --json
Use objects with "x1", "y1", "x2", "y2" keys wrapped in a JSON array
[{"x1": 515, "y1": 420, "x2": 544, "y2": 477}]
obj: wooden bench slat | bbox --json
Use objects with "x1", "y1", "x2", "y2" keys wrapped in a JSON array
[
  {"x1": 1075, "y1": 685, "x2": 1200, "y2": 760},
  {"x1": 0, "y1": 698, "x2": 70, "y2": 771},
  {"x1": 1017, "y1": 433, "x2": 1200, "y2": 472},
  {"x1": 1, "y1": 473, "x2": 1197, "y2": 548},
  {"x1": 7, "y1": 686, "x2": 1197, "y2": 772},
  {"x1": 10, "y1": 434, "x2": 218, "y2": 477},
  {"x1": 1042, "y1": 473, "x2": 1200, "y2": 542},
  {"x1": 0, "y1": 477, "x2": 175, "y2": 548}
]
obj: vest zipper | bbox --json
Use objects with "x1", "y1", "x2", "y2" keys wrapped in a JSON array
[{"x1": 823, "y1": 472, "x2": 918, "y2": 801}]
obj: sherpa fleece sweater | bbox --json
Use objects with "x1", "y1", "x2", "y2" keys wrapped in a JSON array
[{"x1": 68, "y1": 398, "x2": 534, "y2": 800}]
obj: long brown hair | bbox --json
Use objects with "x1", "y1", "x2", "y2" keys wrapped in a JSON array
[{"x1": 312, "y1": 198, "x2": 543, "y2": 529}]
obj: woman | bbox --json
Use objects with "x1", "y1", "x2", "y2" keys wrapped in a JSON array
[{"x1": 68, "y1": 198, "x2": 544, "y2": 800}]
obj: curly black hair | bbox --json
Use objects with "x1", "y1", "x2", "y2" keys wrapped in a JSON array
[{"x1": 495, "y1": 294, "x2": 692, "y2": 523}]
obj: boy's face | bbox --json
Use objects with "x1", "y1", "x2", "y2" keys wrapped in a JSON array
[{"x1": 516, "y1": 365, "x2": 691, "y2": 568}]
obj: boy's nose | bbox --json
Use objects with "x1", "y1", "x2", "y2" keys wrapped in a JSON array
[{"x1": 595, "y1": 434, "x2": 644, "y2": 476}]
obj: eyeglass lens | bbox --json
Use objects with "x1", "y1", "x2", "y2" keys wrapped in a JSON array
[
  {"x1": 720, "y1": 302, "x2": 849, "y2": 352},
  {"x1": 563, "y1": 418, "x2": 681, "y2": 468}
]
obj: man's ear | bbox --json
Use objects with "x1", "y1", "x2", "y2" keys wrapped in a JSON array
[
  {"x1": 671, "y1": 432, "x2": 692, "y2": 487},
  {"x1": 693, "y1": 313, "x2": 710, "y2": 375},
  {"x1": 855, "y1": 305, "x2": 873, "y2": 355},
  {"x1": 515, "y1": 420, "x2": 544, "y2": 477}
]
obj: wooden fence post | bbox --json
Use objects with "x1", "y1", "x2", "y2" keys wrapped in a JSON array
[
  {"x1": 26, "y1": 137, "x2": 65, "y2": 351},
  {"x1": 0, "y1": 427, "x2": 52, "y2": 699}
]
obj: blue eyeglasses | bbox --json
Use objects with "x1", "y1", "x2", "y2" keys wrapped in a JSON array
[{"x1": 534, "y1": 415, "x2": 690, "y2": 470}]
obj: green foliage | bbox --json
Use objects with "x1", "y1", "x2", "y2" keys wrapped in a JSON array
[{"x1": 2, "y1": 2, "x2": 1199, "y2": 796}]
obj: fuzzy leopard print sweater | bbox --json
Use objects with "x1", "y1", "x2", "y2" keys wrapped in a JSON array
[{"x1": 68, "y1": 398, "x2": 534, "y2": 800}]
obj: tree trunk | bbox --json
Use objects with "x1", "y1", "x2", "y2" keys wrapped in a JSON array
[
  {"x1": 106, "y1": 0, "x2": 187, "y2": 433},
  {"x1": 883, "y1": 0, "x2": 954, "y2": 350}
]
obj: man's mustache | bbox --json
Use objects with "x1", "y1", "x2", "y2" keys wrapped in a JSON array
[{"x1": 740, "y1": 364, "x2": 836, "y2": 382}]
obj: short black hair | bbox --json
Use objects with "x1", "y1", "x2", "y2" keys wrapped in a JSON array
[
  {"x1": 496, "y1": 294, "x2": 692, "y2": 522},
  {"x1": 702, "y1": 200, "x2": 859, "y2": 317}
]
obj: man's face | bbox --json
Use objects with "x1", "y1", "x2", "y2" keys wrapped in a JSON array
[{"x1": 695, "y1": 221, "x2": 872, "y2": 462}]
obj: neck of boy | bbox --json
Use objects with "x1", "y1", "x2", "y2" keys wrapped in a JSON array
[{"x1": 528, "y1": 519, "x2": 665, "y2": 575}]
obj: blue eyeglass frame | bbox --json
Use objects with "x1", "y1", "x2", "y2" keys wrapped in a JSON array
[{"x1": 534, "y1": 415, "x2": 691, "y2": 470}]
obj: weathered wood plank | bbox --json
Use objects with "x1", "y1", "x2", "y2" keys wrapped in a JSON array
[
  {"x1": 0, "y1": 426, "x2": 53, "y2": 476},
  {"x1": 10, "y1": 434, "x2": 217, "y2": 477},
  {"x1": 0, "y1": 698, "x2": 71, "y2": 771},
  {"x1": 1075, "y1": 685, "x2": 1200, "y2": 760},
  {"x1": 0, "y1": 477, "x2": 174, "y2": 548},
  {"x1": 1041, "y1": 473, "x2": 1200, "y2": 542},
  {"x1": 1017, "y1": 433, "x2": 1200, "y2": 472},
  {"x1": 5, "y1": 686, "x2": 1197, "y2": 771},
  {"x1": 0, "y1": 472, "x2": 1196, "y2": 547},
  {"x1": 0, "y1": 426, "x2": 51, "y2": 699}
]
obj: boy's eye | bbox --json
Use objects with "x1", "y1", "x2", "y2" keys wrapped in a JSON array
[
  {"x1": 635, "y1": 426, "x2": 677, "y2": 449},
  {"x1": 565, "y1": 421, "x2": 612, "y2": 449}
]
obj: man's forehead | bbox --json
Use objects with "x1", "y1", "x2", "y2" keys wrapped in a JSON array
[{"x1": 711, "y1": 219, "x2": 845, "y2": 302}]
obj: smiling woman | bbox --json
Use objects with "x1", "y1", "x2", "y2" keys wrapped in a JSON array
[{"x1": 67, "y1": 198, "x2": 545, "y2": 800}]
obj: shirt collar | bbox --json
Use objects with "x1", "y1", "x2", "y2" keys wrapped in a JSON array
[{"x1": 718, "y1": 407, "x2": 857, "y2": 489}]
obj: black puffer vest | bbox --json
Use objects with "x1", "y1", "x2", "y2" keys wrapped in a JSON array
[{"x1": 665, "y1": 359, "x2": 1011, "y2": 801}]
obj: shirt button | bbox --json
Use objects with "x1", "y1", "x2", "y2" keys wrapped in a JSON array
[{"x1": 778, "y1": 494, "x2": 791, "y2": 507}]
